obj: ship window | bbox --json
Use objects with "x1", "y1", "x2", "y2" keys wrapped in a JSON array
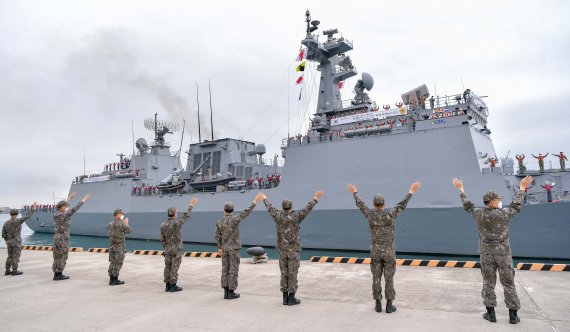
[
  {"x1": 241, "y1": 151, "x2": 246, "y2": 163},
  {"x1": 245, "y1": 167, "x2": 252, "y2": 179},
  {"x1": 236, "y1": 165, "x2": 244, "y2": 178},
  {"x1": 193, "y1": 154, "x2": 201, "y2": 173},
  {"x1": 212, "y1": 151, "x2": 222, "y2": 174},
  {"x1": 228, "y1": 165, "x2": 235, "y2": 177},
  {"x1": 201, "y1": 152, "x2": 212, "y2": 174}
]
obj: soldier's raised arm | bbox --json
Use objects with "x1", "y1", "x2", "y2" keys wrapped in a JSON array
[
  {"x1": 260, "y1": 192, "x2": 281, "y2": 222},
  {"x1": 347, "y1": 183, "x2": 371, "y2": 219},
  {"x1": 503, "y1": 176, "x2": 532, "y2": 219},
  {"x1": 18, "y1": 202, "x2": 37, "y2": 224},
  {"x1": 67, "y1": 194, "x2": 90, "y2": 218},
  {"x1": 389, "y1": 182, "x2": 419, "y2": 219},
  {"x1": 235, "y1": 193, "x2": 262, "y2": 223},
  {"x1": 453, "y1": 178, "x2": 476, "y2": 215},
  {"x1": 179, "y1": 197, "x2": 198, "y2": 224},
  {"x1": 297, "y1": 190, "x2": 322, "y2": 223},
  {"x1": 122, "y1": 217, "x2": 132, "y2": 234}
]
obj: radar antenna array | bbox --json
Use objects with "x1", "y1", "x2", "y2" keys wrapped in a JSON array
[{"x1": 143, "y1": 118, "x2": 180, "y2": 133}]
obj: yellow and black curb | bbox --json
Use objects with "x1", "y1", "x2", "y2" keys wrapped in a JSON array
[
  {"x1": 517, "y1": 263, "x2": 570, "y2": 272},
  {"x1": 88, "y1": 248, "x2": 110, "y2": 253},
  {"x1": 133, "y1": 250, "x2": 164, "y2": 256},
  {"x1": 183, "y1": 252, "x2": 220, "y2": 258},
  {"x1": 22, "y1": 246, "x2": 83, "y2": 252},
  {"x1": 310, "y1": 256, "x2": 481, "y2": 268}
]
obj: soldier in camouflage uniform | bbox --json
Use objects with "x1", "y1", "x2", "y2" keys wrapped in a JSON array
[
  {"x1": 2, "y1": 203, "x2": 37, "y2": 276},
  {"x1": 52, "y1": 192, "x2": 90, "y2": 281},
  {"x1": 453, "y1": 175, "x2": 533, "y2": 325},
  {"x1": 215, "y1": 193, "x2": 263, "y2": 300},
  {"x1": 160, "y1": 197, "x2": 198, "y2": 292},
  {"x1": 259, "y1": 190, "x2": 323, "y2": 306},
  {"x1": 347, "y1": 182, "x2": 421, "y2": 314},
  {"x1": 108, "y1": 208, "x2": 132, "y2": 286}
]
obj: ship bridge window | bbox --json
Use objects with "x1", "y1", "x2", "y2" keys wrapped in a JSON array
[
  {"x1": 193, "y1": 154, "x2": 201, "y2": 173},
  {"x1": 228, "y1": 165, "x2": 235, "y2": 177},
  {"x1": 201, "y1": 152, "x2": 212, "y2": 174},
  {"x1": 245, "y1": 167, "x2": 252, "y2": 179},
  {"x1": 241, "y1": 151, "x2": 246, "y2": 163},
  {"x1": 212, "y1": 151, "x2": 221, "y2": 174},
  {"x1": 236, "y1": 165, "x2": 244, "y2": 178}
]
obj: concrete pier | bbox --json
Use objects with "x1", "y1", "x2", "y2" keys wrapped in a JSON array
[{"x1": 1, "y1": 249, "x2": 568, "y2": 331}]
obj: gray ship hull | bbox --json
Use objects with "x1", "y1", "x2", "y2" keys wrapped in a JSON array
[{"x1": 26, "y1": 202, "x2": 570, "y2": 259}]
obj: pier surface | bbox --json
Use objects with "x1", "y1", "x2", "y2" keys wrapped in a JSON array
[{"x1": 1, "y1": 249, "x2": 568, "y2": 332}]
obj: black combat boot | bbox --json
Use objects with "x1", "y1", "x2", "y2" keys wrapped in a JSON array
[
  {"x1": 509, "y1": 309, "x2": 520, "y2": 324},
  {"x1": 5, "y1": 268, "x2": 11, "y2": 276},
  {"x1": 165, "y1": 282, "x2": 171, "y2": 292},
  {"x1": 53, "y1": 272, "x2": 70, "y2": 281},
  {"x1": 283, "y1": 292, "x2": 289, "y2": 305},
  {"x1": 226, "y1": 289, "x2": 240, "y2": 300},
  {"x1": 112, "y1": 276, "x2": 125, "y2": 286},
  {"x1": 224, "y1": 287, "x2": 229, "y2": 299},
  {"x1": 169, "y1": 283, "x2": 183, "y2": 292},
  {"x1": 11, "y1": 270, "x2": 23, "y2": 276},
  {"x1": 375, "y1": 300, "x2": 382, "y2": 313},
  {"x1": 483, "y1": 307, "x2": 496, "y2": 323},
  {"x1": 385, "y1": 300, "x2": 397, "y2": 313},
  {"x1": 109, "y1": 276, "x2": 114, "y2": 285},
  {"x1": 287, "y1": 292, "x2": 300, "y2": 306}
]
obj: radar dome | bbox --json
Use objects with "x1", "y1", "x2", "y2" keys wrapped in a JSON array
[
  {"x1": 361, "y1": 72, "x2": 374, "y2": 91},
  {"x1": 313, "y1": 115, "x2": 322, "y2": 124},
  {"x1": 255, "y1": 144, "x2": 266, "y2": 155}
]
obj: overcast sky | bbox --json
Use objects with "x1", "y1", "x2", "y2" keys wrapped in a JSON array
[{"x1": 1, "y1": 0, "x2": 569, "y2": 207}]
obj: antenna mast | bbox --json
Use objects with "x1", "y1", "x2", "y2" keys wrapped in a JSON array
[
  {"x1": 196, "y1": 83, "x2": 202, "y2": 143},
  {"x1": 209, "y1": 78, "x2": 214, "y2": 141}
]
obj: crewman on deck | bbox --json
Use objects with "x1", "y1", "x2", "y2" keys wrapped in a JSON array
[
  {"x1": 515, "y1": 154, "x2": 525, "y2": 174},
  {"x1": 489, "y1": 157, "x2": 498, "y2": 171},
  {"x1": 108, "y1": 208, "x2": 132, "y2": 286},
  {"x1": 346, "y1": 181, "x2": 421, "y2": 314},
  {"x1": 52, "y1": 192, "x2": 90, "y2": 280},
  {"x1": 215, "y1": 193, "x2": 263, "y2": 300},
  {"x1": 259, "y1": 190, "x2": 323, "y2": 306},
  {"x1": 2, "y1": 203, "x2": 37, "y2": 276},
  {"x1": 532, "y1": 153, "x2": 549, "y2": 172},
  {"x1": 160, "y1": 198, "x2": 198, "y2": 292},
  {"x1": 452, "y1": 175, "x2": 533, "y2": 325},
  {"x1": 554, "y1": 152, "x2": 567, "y2": 172}
]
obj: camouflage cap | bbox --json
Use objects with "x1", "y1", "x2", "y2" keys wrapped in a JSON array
[
  {"x1": 224, "y1": 202, "x2": 234, "y2": 212},
  {"x1": 483, "y1": 191, "x2": 501, "y2": 203},
  {"x1": 10, "y1": 209, "x2": 19, "y2": 216},
  {"x1": 113, "y1": 208, "x2": 123, "y2": 216},
  {"x1": 56, "y1": 200, "x2": 68, "y2": 210},
  {"x1": 373, "y1": 194, "x2": 385, "y2": 206},
  {"x1": 282, "y1": 199, "x2": 293, "y2": 210},
  {"x1": 167, "y1": 207, "x2": 177, "y2": 216}
]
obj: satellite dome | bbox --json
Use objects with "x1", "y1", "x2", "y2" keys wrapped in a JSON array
[
  {"x1": 255, "y1": 144, "x2": 266, "y2": 155},
  {"x1": 361, "y1": 72, "x2": 374, "y2": 91}
]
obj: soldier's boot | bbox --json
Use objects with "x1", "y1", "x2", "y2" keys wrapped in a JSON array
[
  {"x1": 224, "y1": 288, "x2": 229, "y2": 299},
  {"x1": 287, "y1": 292, "x2": 300, "y2": 306},
  {"x1": 509, "y1": 309, "x2": 520, "y2": 324},
  {"x1": 169, "y1": 283, "x2": 183, "y2": 292},
  {"x1": 283, "y1": 292, "x2": 289, "y2": 305},
  {"x1": 5, "y1": 268, "x2": 11, "y2": 276},
  {"x1": 112, "y1": 276, "x2": 125, "y2": 286},
  {"x1": 11, "y1": 270, "x2": 23, "y2": 276},
  {"x1": 226, "y1": 289, "x2": 240, "y2": 300},
  {"x1": 483, "y1": 307, "x2": 496, "y2": 323},
  {"x1": 53, "y1": 272, "x2": 70, "y2": 281},
  {"x1": 109, "y1": 276, "x2": 114, "y2": 285},
  {"x1": 375, "y1": 300, "x2": 382, "y2": 313},
  {"x1": 385, "y1": 301, "x2": 397, "y2": 313},
  {"x1": 165, "y1": 283, "x2": 171, "y2": 292}
]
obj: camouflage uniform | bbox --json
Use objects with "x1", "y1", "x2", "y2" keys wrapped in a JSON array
[
  {"x1": 108, "y1": 219, "x2": 132, "y2": 277},
  {"x1": 353, "y1": 192, "x2": 413, "y2": 301},
  {"x1": 160, "y1": 206, "x2": 193, "y2": 284},
  {"x1": 215, "y1": 202, "x2": 256, "y2": 290},
  {"x1": 460, "y1": 191, "x2": 524, "y2": 310},
  {"x1": 263, "y1": 198, "x2": 318, "y2": 293},
  {"x1": 2, "y1": 210, "x2": 34, "y2": 272},
  {"x1": 52, "y1": 201, "x2": 84, "y2": 273}
]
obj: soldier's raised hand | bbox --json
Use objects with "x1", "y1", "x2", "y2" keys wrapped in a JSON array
[
  {"x1": 66, "y1": 192, "x2": 77, "y2": 202},
  {"x1": 258, "y1": 192, "x2": 267, "y2": 200},
  {"x1": 31, "y1": 202, "x2": 38, "y2": 209},
  {"x1": 190, "y1": 197, "x2": 198, "y2": 207},
  {"x1": 254, "y1": 192, "x2": 263, "y2": 203},
  {"x1": 314, "y1": 190, "x2": 324, "y2": 200},
  {"x1": 409, "y1": 182, "x2": 421, "y2": 194},
  {"x1": 520, "y1": 175, "x2": 533, "y2": 191},
  {"x1": 124, "y1": 217, "x2": 129, "y2": 225},
  {"x1": 346, "y1": 183, "x2": 357, "y2": 193},
  {"x1": 82, "y1": 193, "x2": 91, "y2": 203},
  {"x1": 452, "y1": 178, "x2": 464, "y2": 193}
]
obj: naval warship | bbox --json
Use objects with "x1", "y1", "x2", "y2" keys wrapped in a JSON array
[{"x1": 25, "y1": 11, "x2": 569, "y2": 259}]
